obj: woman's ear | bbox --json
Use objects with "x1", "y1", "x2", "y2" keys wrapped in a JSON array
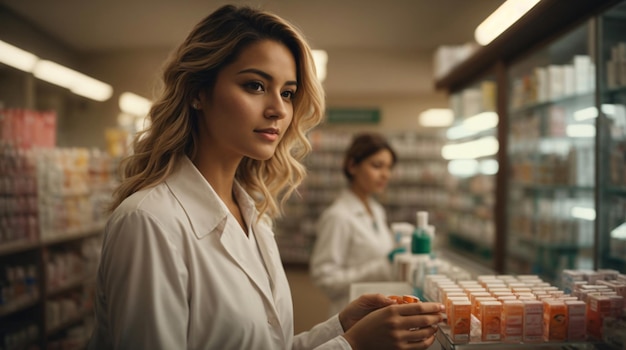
[
  {"x1": 191, "y1": 96, "x2": 202, "y2": 110},
  {"x1": 346, "y1": 159, "x2": 357, "y2": 176},
  {"x1": 192, "y1": 90, "x2": 207, "y2": 110}
]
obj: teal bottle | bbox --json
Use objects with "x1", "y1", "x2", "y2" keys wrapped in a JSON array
[{"x1": 411, "y1": 211, "x2": 431, "y2": 299}]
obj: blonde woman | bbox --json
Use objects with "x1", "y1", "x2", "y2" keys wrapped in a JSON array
[{"x1": 88, "y1": 5, "x2": 443, "y2": 350}]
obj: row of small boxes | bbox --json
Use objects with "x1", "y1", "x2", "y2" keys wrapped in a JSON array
[
  {"x1": 562, "y1": 269, "x2": 626, "y2": 345},
  {"x1": 425, "y1": 272, "x2": 625, "y2": 344}
]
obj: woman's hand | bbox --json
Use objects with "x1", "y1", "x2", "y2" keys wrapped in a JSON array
[
  {"x1": 338, "y1": 294, "x2": 396, "y2": 331},
  {"x1": 341, "y1": 300, "x2": 444, "y2": 350}
]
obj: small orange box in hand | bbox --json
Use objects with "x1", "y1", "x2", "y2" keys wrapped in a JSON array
[{"x1": 387, "y1": 294, "x2": 420, "y2": 304}]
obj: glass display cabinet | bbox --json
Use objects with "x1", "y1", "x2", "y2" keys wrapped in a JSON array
[
  {"x1": 505, "y1": 21, "x2": 597, "y2": 282},
  {"x1": 598, "y1": 0, "x2": 626, "y2": 273},
  {"x1": 442, "y1": 77, "x2": 498, "y2": 269}
]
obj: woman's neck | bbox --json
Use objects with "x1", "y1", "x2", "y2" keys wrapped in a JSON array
[
  {"x1": 349, "y1": 185, "x2": 372, "y2": 216},
  {"x1": 192, "y1": 152, "x2": 248, "y2": 233}
]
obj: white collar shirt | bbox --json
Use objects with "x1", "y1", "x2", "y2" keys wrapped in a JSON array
[{"x1": 88, "y1": 156, "x2": 351, "y2": 350}]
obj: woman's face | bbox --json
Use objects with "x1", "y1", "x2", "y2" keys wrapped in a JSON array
[
  {"x1": 196, "y1": 39, "x2": 297, "y2": 162},
  {"x1": 349, "y1": 149, "x2": 394, "y2": 196}
]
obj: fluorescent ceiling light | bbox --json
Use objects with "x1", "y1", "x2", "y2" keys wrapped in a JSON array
[
  {"x1": 475, "y1": 0, "x2": 541, "y2": 46},
  {"x1": 312, "y1": 50, "x2": 328, "y2": 82},
  {"x1": 464, "y1": 111, "x2": 498, "y2": 131},
  {"x1": 0, "y1": 40, "x2": 39, "y2": 72},
  {"x1": 571, "y1": 207, "x2": 595, "y2": 221},
  {"x1": 0, "y1": 41, "x2": 113, "y2": 102},
  {"x1": 479, "y1": 159, "x2": 499, "y2": 175},
  {"x1": 441, "y1": 136, "x2": 499, "y2": 160},
  {"x1": 71, "y1": 74, "x2": 113, "y2": 101},
  {"x1": 573, "y1": 104, "x2": 617, "y2": 121},
  {"x1": 33, "y1": 60, "x2": 112, "y2": 101},
  {"x1": 447, "y1": 159, "x2": 478, "y2": 178},
  {"x1": 566, "y1": 124, "x2": 595, "y2": 138},
  {"x1": 611, "y1": 222, "x2": 626, "y2": 239},
  {"x1": 119, "y1": 92, "x2": 152, "y2": 116},
  {"x1": 446, "y1": 124, "x2": 475, "y2": 140},
  {"x1": 446, "y1": 111, "x2": 498, "y2": 140},
  {"x1": 419, "y1": 108, "x2": 454, "y2": 127}
]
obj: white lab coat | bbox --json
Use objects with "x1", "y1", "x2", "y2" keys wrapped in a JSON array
[
  {"x1": 87, "y1": 156, "x2": 351, "y2": 350},
  {"x1": 310, "y1": 189, "x2": 394, "y2": 316}
]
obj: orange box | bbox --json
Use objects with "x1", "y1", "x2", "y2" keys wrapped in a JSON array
[
  {"x1": 587, "y1": 294, "x2": 612, "y2": 338},
  {"x1": 489, "y1": 288, "x2": 512, "y2": 294},
  {"x1": 481, "y1": 301, "x2": 503, "y2": 341},
  {"x1": 442, "y1": 289, "x2": 465, "y2": 305},
  {"x1": 473, "y1": 296, "x2": 497, "y2": 320},
  {"x1": 445, "y1": 296, "x2": 469, "y2": 324},
  {"x1": 469, "y1": 292, "x2": 492, "y2": 310},
  {"x1": 543, "y1": 300, "x2": 567, "y2": 341},
  {"x1": 523, "y1": 300, "x2": 544, "y2": 342},
  {"x1": 609, "y1": 295, "x2": 624, "y2": 318},
  {"x1": 512, "y1": 287, "x2": 532, "y2": 293},
  {"x1": 449, "y1": 299, "x2": 471, "y2": 343},
  {"x1": 464, "y1": 287, "x2": 487, "y2": 296},
  {"x1": 565, "y1": 300, "x2": 586, "y2": 341},
  {"x1": 501, "y1": 300, "x2": 524, "y2": 342},
  {"x1": 497, "y1": 295, "x2": 518, "y2": 302}
]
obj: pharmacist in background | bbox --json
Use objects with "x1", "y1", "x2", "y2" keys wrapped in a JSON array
[{"x1": 310, "y1": 133, "x2": 400, "y2": 316}]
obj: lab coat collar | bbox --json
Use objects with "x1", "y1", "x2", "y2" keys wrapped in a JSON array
[
  {"x1": 340, "y1": 188, "x2": 373, "y2": 217},
  {"x1": 165, "y1": 156, "x2": 283, "y2": 328},
  {"x1": 165, "y1": 156, "x2": 231, "y2": 239}
]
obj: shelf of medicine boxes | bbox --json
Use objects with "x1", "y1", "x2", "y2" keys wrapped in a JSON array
[
  {"x1": 504, "y1": 32, "x2": 601, "y2": 281},
  {"x1": 0, "y1": 223, "x2": 104, "y2": 349},
  {"x1": 274, "y1": 130, "x2": 449, "y2": 264},
  {"x1": 600, "y1": 122, "x2": 626, "y2": 271},
  {"x1": 435, "y1": 326, "x2": 608, "y2": 350},
  {"x1": 600, "y1": 0, "x2": 626, "y2": 272},
  {"x1": 508, "y1": 93, "x2": 595, "y2": 278}
]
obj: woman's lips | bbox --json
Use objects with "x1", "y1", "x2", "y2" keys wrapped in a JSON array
[{"x1": 254, "y1": 128, "x2": 279, "y2": 141}]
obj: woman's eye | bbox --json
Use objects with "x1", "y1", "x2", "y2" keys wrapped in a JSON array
[
  {"x1": 281, "y1": 90, "x2": 296, "y2": 100},
  {"x1": 245, "y1": 81, "x2": 264, "y2": 92}
]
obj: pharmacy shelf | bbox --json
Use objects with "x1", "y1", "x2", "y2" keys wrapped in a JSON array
[{"x1": 435, "y1": 324, "x2": 609, "y2": 350}]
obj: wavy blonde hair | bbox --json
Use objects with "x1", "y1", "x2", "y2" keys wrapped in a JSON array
[{"x1": 111, "y1": 5, "x2": 325, "y2": 219}]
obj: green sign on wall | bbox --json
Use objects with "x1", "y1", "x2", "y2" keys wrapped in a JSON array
[{"x1": 326, "y1": 108, "x2": 380, "y2": 124}]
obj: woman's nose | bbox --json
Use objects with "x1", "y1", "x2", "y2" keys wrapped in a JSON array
[{"x1": 264, "y1": 92, "x2": 288, "y2": 119}]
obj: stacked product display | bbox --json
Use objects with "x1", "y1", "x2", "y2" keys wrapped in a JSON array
[
  {"x1": 424, "y1": 269, "x2": 625, "y2": 349},
  {"x1": 504, "y1": 6, "x2": 626, "y2": 280},
  {"x1": 0, "y1": 108, "x2": 117, "y2": 349},
  {"x1": 599, "y1": 5, "x2": 626, "y2": 274},
  {"x1": 506, "y1": 27, "x2": 599, "y2": 280},
  {"x1": 433, "y1": 0, "x2": 626, "y2": 282}
]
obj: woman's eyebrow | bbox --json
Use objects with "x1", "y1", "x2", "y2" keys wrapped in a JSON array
[{"x1": 238, "y1": 68, "x2": 298, "y2": 86}]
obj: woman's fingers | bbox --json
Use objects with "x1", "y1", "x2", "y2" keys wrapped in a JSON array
[
  {"x1": 406, "y1": 333, "x2": 437, "y2": 350},
  {"x1": 396, "y1": 314, "x2": 442, "y2": 331},
  {"x1": 395, "y1": 302, "x2": 444, "y2": 316}
]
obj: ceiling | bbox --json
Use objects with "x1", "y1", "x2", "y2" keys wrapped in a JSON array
[{"x1": 0, "y1": 0, "x2": 504, "y2": 53}]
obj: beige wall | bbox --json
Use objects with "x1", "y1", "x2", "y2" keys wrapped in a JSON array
[{"x1": 1, "y1": 10, "x2": 450, "y2": 149}]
